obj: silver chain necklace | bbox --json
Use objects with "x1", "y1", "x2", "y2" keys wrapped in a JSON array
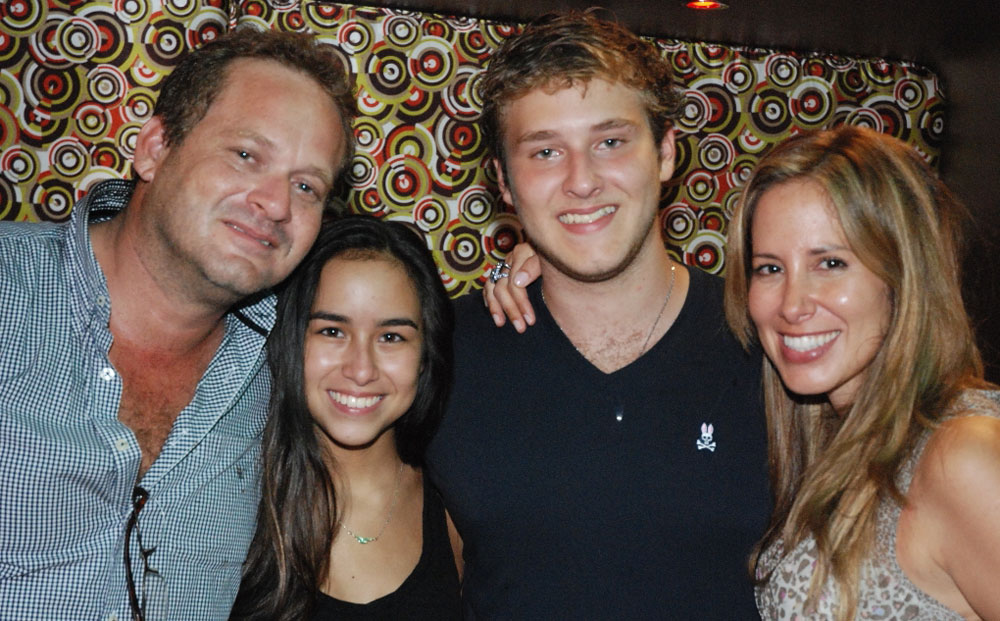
[
  {"x1": 639, "y1": 263, "x2": 676, "y2": 354},
  {"x1": 541, "y1": 263, "x2": 677, "y2": 358},
  {"x1": 338, "y1": 461, "x2": 405, "y2": 545}
]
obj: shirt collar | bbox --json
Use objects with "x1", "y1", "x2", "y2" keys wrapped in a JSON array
[{"x1": 66, "y1": 178, "x2": 134, "y2": 347}]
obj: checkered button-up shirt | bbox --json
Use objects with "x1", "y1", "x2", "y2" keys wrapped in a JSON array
[{"x1": 0, "y1": 180, "x2": 273, "y2": 620}]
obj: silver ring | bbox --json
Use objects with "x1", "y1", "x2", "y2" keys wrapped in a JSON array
[{"x1": 488, "y1": 261, "x2": 511, "y2": 284}]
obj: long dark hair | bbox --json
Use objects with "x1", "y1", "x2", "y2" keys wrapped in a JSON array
[{"x1": 230, "y1": 215, "x2": 454, "y2": 621}]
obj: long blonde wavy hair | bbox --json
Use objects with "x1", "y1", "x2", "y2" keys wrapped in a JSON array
[{"x1": 724, "y1": 126, "x2": 988, "y2": 619}]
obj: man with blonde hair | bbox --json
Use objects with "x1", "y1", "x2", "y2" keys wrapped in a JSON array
[{"x1": 427, "y1": 12, "x2": 770, "y2": 619}]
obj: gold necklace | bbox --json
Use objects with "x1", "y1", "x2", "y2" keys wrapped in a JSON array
[{"x1": 338, "y1": 461, "x2": 405, "y2": 545}]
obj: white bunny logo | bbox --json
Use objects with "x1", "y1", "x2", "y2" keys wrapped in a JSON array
[{"x1": 696, "y1": 423, "x2": 716, "y2": 452}]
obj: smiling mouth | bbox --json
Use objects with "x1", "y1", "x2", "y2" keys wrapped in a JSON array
[
  {"x1": 783, "y1": 331, "x2": 840, "y2": 352},
  {"x1": 558, "y1": 206, "x2": 616, "y2": 224},
  {"x1": 226, "y1": 222, "x2": 274, "y2": 247},
  {"x1": 329, "y1": 391, "x2": 383, "y2": 409}
]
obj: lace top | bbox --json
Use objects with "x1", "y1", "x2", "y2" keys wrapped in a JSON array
[{"x1": 755, "y1": 389, "x2": 1000, "y2": 620}]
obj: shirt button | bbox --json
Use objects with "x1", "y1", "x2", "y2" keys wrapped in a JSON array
[
  {"x1": 115, "y1": 438, "x2": 129, "y2": 453},
  {"x1": 96, "y1": 294, "x2": 109, "y2": 307},
  {"x1": 106, "y1": 614, "x2": 119, "y2": 621},
  {"x1": 99, "y1": 367, "x2": 115, "y2": 381}
]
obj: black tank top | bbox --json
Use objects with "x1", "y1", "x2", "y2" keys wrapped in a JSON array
[{"x1": 310, "y1": 482, "x2": 461, "y2": 620}]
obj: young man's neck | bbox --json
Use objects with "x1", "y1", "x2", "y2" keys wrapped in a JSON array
[{"x1": 539, "y1": 242, "x2": 688, "y2": 373}]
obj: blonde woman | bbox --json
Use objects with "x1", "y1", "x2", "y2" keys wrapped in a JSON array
[{"x1": 724, "y1": 126, "x2": 1000, "y2": 619}]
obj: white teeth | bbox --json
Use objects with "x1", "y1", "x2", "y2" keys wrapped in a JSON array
[
  {"x1": 229, "y1": 223, "x2": 272, "y2": 247},
  {"x1": 330, "y1": 391, "x2": 383, "y2": 409},
  {"x1": 783, "y1": 331, "x2": 839, "y2": 352},
  {"x1": 558, "y1": 206, "x2": 616, "y2": 224}
]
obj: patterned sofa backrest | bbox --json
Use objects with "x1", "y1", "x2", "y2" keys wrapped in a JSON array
[{"x1": 1, "y1": 1, "x2": 943, "y2": 297}]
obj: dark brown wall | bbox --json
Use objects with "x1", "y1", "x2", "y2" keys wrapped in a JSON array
[{"x1": 941, "y1": 46, "x2": 1000, "y2": 382}]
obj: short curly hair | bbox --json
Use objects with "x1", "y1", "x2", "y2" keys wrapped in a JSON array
[
  {"x1": 479, "y1": 11, "x2": 682, "y2": 166},
  {"x1": 153, "y1": 28, "x2": 357, "y2": 175}
]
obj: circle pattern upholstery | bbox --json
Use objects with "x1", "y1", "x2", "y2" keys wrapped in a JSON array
[{"x1": 0, "y1": 1, "x2": 944, "y2": 297}]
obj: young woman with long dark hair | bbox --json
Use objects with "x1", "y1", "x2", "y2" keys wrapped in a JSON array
[{"x1": 231, "y1": 215, "x2": 461, "y2": 620}]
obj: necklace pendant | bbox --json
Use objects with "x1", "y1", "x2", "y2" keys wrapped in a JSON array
[{"x1": 339, "y1": 461, "x2": 405, "y2": 546}]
